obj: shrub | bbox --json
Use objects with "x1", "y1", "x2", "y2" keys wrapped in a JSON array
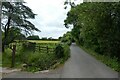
[
  {"x1": 63, "y1": 44, "x2": 70, "y2": 60},
  {"x1": 54, "y1": 44, "x2": 64, "y2": 59},
  {"x1": 66, "y1": 40, "x2": 72, "y2": 46},
  {"x1": 2, "y1": 48, "x2": 12, "y2": 67},
  {"x1": 22, "y1": 42, "x2": 36, "y2": 52},
  {"x1": 3, "y1": 45, "x2": 24, "y2": 68},
  {"x1": 24, "y1": 52, "x2": 56, "y2": 72},
  {"x1": 3, "y1": 42, "x2": 71, "y2": 72}
]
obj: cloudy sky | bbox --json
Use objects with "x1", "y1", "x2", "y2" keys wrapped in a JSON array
[{"x1": 24, "y1": 0, "x2": 83, "y2": 39}]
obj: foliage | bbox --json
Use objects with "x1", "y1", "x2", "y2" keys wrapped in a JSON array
[
  {"x1": 2, "y1": 48, "x2": 12, "y2": 67},
  {"x1": 2, "y1": 27, "x2": 25, "y2": 46},
  {"x1": 23, "y1": 52, "x2": 56, "y2": 72},
  {"x1": 63, "y1": 44, "x2": 70, "y2": 61},
  {"x1": 64, "y1": 0, "x2": 76, "y2": 9},
  {"x1": 41, "y1": 37, "x2": 47, "y2": 40},
  {"x1": 61, "y1": 31, "x2": 73, "y2": 45},
  {"x1": 2, "y1": 41, "x2": 70, "y2": 72},
  {"x1": 22, "y1": 42, "x2": 36, "y2": 52},
  {"x1": 2, "y1": 2, "x2": 40, "y2": 52},
  {"x1": 54, "y1": 44, "x2": 64, "y2": 58},
  {"x1": 80, "y1": 46, "x2": 120, "y2": 72},
  {"x1": 2, "y1": 43, "x2": 24, "y2": 68},
  {"x1": 0, "y1": 53, "x2": 2, "y2": 67},
  {"x1": 64, "y1": 2, "x2": 120, "y2": 61},
  {"x1": 58, "y1": 37, "x2": 62, "y2": 40},
  {"x1": 27, "y1": 35, "x2": 40, "y2": 40},
  {"x1": 54, "y1": 43, "x2": 70, "y2": 63}
]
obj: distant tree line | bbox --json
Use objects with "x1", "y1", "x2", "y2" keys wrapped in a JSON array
[{"x1": 26, "y1": 35, "x2": 59, "y2": 41}]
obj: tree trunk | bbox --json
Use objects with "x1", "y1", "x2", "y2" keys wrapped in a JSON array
[
  {"x1": 2, "y1": 43, "x2": 5, "y2": 53},
  {"x1": 11, "y1": 45, "x2": 16, "y2": 68},
  {"x1": 2, "y1": 13, "x2": 11, "y2": 53}
]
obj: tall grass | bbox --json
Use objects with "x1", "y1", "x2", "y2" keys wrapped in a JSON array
[
  {"x1": 2, "y1": 48, "x2": 12, "y2": 67},
  {"x1": 0, "y1": 53, "x2": 2, "y2": 67},
  {"x1": 2, "y1": 41, "x2": 70, "y2": 72},
  {"x1": 22, "y1": 51, "x2": 56, "y2": 72}
]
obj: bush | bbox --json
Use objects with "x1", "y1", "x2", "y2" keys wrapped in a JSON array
[
  {"x1": 54, "y1": 43, "x2": 70, "y2": 62},
  {"x1": 22, "y1": 42, "x2": 36, "y2": 52},
  {"x1": 66, "y1": 40, "x2": 72, "y2": 46},
  {"x1": 63, "y1": 44, "x2": 70, "y2": 61},
  {"x1": 61, "y1": 38, "x2": 72, "y2": 46},
  {"x1": 3, "y1": 45, "x2": 24, "y2": 68},
  {"x1": 54, "y1": 44, "x2": 64, "y2": 58},
  {"x1": 23, "y1": 52, "x2": 56, "y2": 72},
  {"x1": 24, "y1": 43, "x2": 70, "y2": 72},
  {"x1": 3, "y1": 42, "x2": 71, "y2": 72},
  {"x1": 2, "y1": 48, "x2": 12, "y2": 67}
]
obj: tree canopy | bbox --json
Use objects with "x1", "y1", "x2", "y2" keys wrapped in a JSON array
[
  {"x1": 64, "y1": 2, "x2": 120, "y2": 60},
  {"x1": 27, "y1": 35, "x2": 40, "y2": 40},
  {"x1": 2, "y1": 2, "x2": 40, "y2": 52}
]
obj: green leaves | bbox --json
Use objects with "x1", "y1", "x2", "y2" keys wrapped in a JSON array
[
  {"x1": 55, "y1": 44, "x2": 64, "y2": 59},
  {"x1": 2, "y1": 2, "x2": 40, "y2": 49},
  {"x1": 65, "y1": 2, "x2": 120, "y2": 60},
  {"x1": 61, "y1": 31, "x2": 72, "y2": 45}
]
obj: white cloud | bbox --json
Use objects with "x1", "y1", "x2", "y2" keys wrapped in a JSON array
[{"x1": 24, "y1": 0, "x2": 83, "y2": 39}]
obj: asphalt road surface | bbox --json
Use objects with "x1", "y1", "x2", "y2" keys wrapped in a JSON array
[{"x1": 3, "y1": 43, "x2": 118, "y2": 78}]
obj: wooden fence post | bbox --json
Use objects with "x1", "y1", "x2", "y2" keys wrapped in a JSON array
[
  {"x1": 47, "y1": 46, "x2": 48, "y2": 53},
  {"x1": 39, "y1": 45, "x2": 40, "y2": 52},
  {"x1": 11, "y1": 45, "x2": 16, "y2": 68}
]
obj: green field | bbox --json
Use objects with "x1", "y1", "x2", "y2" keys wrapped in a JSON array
[{"x1": 27, "y1": 40, "x2": 60, "y2": 43}]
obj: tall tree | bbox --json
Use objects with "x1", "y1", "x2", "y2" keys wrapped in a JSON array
[{"x1": 2, "y1": 2, "x2": 40, "y2": 52}]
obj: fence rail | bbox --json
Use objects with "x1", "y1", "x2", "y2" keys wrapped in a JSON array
[
  {"x1": 7, "y1": 42, "x2": 57, "y2": 67},
  {"x1": 35, "y1": 45, "x2": 55, "y2": 53},
  {"x1": 8, "y1": 42, "x2": 57, "y2": 54}
]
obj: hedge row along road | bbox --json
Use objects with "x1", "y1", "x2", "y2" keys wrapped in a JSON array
[{"x1": 3, "y1": 43, "x2": 118, "y2": 78}]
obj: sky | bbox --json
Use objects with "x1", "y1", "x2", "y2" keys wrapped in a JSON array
[{"x1": 24, "y1": 0, "x2": 83, "y2": 39}]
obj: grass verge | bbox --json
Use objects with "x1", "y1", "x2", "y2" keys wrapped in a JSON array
[
  {"x1": 0, "y1": 53, "x2": 2, "y2": 67},
  {"x1": 79, "y1": 45, "x2": 120, "y2": 72}
]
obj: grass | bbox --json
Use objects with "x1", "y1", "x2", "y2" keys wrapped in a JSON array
[
  {"x1": 2, "y1": 41, "x2": 70, "y2": 72},
  {"x1": 79, "y1": 45, "x2": 120, "y2": 72},
  {"x1": 22, "y1": 43, "x2": 70, "y2": 72},
  {"x1": 0, "y1": 53, "x2": 2, "y2": 67},
  {"x1": 28, "y1": 40, "x2": 60, "y2": 43},
  {"x1": 22, "y1": 51, "x2": 57, "y2": 72},
  {"x1": 2, "y1": 48, "x2": 12, "y2": 67}
]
